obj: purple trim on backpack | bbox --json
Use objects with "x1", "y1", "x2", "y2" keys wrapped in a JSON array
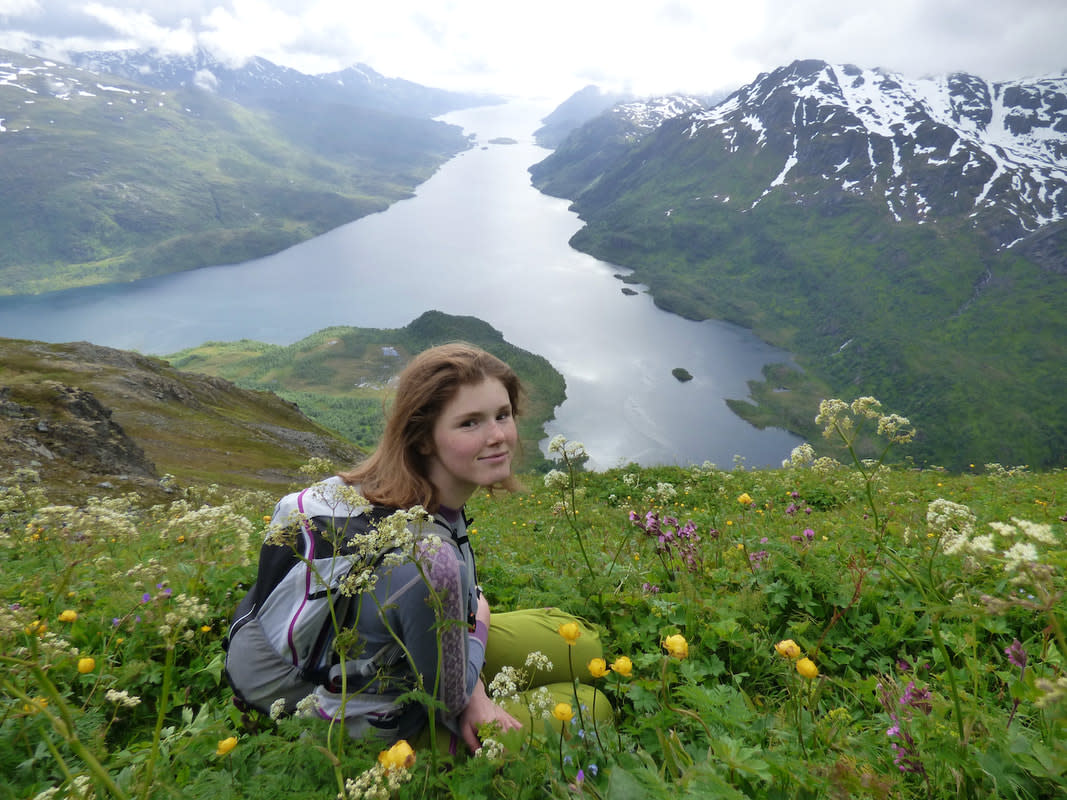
[{"x1": 287, "y1": 487, "x2": 314, "y2": 665}]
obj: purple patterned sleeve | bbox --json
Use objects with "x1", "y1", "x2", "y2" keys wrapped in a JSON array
[{"x1": 400, "y1": 540, "x2": 474, "y2": 719}]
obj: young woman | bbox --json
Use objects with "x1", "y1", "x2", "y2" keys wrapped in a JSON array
[{"x1": 230, "y1": 343, "x2": 608, "y2": 753}]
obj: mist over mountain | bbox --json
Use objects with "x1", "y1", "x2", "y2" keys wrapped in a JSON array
[
  {"x1": 531, "y1": 60, "x2": 1067, "y2": 468},
  {"x1": 65, "y1": 47, "x2": 497, "y2": 118}
]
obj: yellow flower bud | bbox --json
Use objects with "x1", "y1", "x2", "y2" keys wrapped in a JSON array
[
  {"x1": 552, "y1": 702, "x2": 574, "y2": 723},
  {"x1": 58, "y1": 609, "x2": 78, "y2": 623},
  {"x1": 587, "y1": 657, "x2": 608, "y2": 679},
  {"x1": 796, "y1": 657, "x2": 819, "y2": 680},
  {"x1": 610, "y1": 656, "x2": 633, "y2": 677},
  {"x1": 663, "y1": 634, "x2": 689, "y2": 660},
  {"x1": 215, "y1": 736, "x2": 238, "y2": 756},
  {"x1": 77, "y1": 657, "x2": 96, "y2": 674},
  {"x1": 557, "y1": 621, "x2": 581, "y2": 646},
  {"x1": 738, "y1": 493, "x2": 754, "y2": 506},
  {"x1": 378, "y1": 739, "x2": 415, "y2": 770},
  {"x1": 775, "y1": 639, "x2": 801, "y2": 659}
]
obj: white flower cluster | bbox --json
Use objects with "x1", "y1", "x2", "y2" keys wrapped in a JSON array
[
  {"x1": 646, "y1": 482, "x2": 677, "y2": 505},
  {"x1": 269, "y1": 697, "x2": 287, "y2": 720},
  {"x1": 783, "y1": 443, "x2": 816, "y2": 469},
  {"x1": 105, "y1": 689, "x2": 142, "y2": 708},
  {"x1": 926, "y1": 499, "x2": 978, "y2": 556},
  {"x1": 815, "y1": 397, "x2": 915, "y2": 445},
  {"x1": 30, "y1": 502, "x2": 139, "y2": 543},
  {"x1": 927, "y1": 501, "x2": 1057, "y2": 574},
  {"x1": 162, "y1": 503, "x2": 254, "y2": 555},
  {"x1": 488, "y1": 666, "x2": 522, "y2": 704},
  {"x1": 158, "y1": 593, "x2": 210, "y2": 642},
  {"x1": 475, "y1": 737, "x2": 505, "y2": 760},
  {"x1": 32, "y1": 775, "x2": 93, "y2": 800},
  {"x1": 543, "y1": 470, "x2": 570, "y2": 492},
  {"x1": 524, "y1": 650, "x2": 554, "y2": 673},
  {"x1": 547, "y1": 435, "x2": 587, "y2": 461},
  {"x1": 295, "y1": 693, "x2": 321, "y2": 718},
  {"x1": 339, "y1": 762, "x2": 412, "y2": 800}
]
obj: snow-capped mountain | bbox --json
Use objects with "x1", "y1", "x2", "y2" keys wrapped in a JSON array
[
  {"x1": 685, "y1": 60, "x2": 1066, "y2": 250},
  {"x1": 529, "y1": 92, "x2": 710, "y2": 198},
  {"x1": 537, "y1": 59, "x2": 1067, "y2": 258},
  {"x1": 66, "y1": 47, "x2": 495, "y2": 117}
]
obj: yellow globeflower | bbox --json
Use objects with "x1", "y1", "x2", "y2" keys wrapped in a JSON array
[
  {"x1": 738, "y1": 493, "x2": 754, "y2": 506},
  {"x1": 557, "y1": 621, "x2": 581, "y2": 646},
  {"x1": 775, "y1": 639, "x2": 801, "y2": 659},
  {"x1": 663, "y1": 634, "x2": 689, "y2": 660},
  {"x1": 552, "y1": 702, "x2": 574, "y2": 723},
  {"x1": 25, "y1": 620, "x2": 47, "y2": 636},
  {"x1": 77, "y1": 657, "x2": 96, "y2": 674},
  {"x1": 610, "y1": 656, "x2": 633, "y2": 677},
  {"x1": 215, "y1": 736, "x2": 238, "y2": 756},
  {"x1": 378, "y1": 739, "x2": 416, "y2": 770},
  {"x1": 58, "y1": 609, "x2": 78, "y2": 623},
  {"x1": 796, "y1": 657, "x2": 819, "y2": 680},
  {"x1": 587, "y1": 657, "x2": 608, "y2": 679}
]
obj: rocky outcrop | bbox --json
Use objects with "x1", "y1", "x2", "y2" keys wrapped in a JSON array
[{"x1": 1, "y1": 382, "x2": 156, "y2": 478}]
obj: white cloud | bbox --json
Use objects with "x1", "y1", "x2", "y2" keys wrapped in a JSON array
[{"x1": 0, "y1": 0, "x2": 1063, "y2": 99}]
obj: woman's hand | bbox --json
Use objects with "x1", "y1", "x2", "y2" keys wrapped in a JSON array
[{"x1": 459, "y1": 678, "x2": 522, "y2": 753}]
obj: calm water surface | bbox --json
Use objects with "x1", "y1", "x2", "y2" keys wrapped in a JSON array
[{"x1": 0, "y1": 101, "x2": 802, "y2": 469}]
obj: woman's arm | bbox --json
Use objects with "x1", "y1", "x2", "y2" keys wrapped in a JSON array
[{"x1": 458, "y1": 593, "x2": 522, "y2": 753}]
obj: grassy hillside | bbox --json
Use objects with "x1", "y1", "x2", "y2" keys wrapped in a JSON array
[
  {"x1": 548, "y1": 128, "x2": 1067, "y2": 471},
  {"x1": 0, "y1": 51, "x2": 471, "y2": 295},
  {"x1": 1, "y1": 397, "x2": 1064, "y2": 798},
  {"x1": 0, "y1": 337, "x2": 362, "y2": 504},
  {"x1": 165, "y1": 311, "x2": 567, "y2": 473}
]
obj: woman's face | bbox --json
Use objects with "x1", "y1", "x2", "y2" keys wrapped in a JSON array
[{"x1": 425, "y1": 378, "x2": 517, "y2": 508}]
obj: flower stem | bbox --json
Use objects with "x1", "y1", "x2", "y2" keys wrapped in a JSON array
[{"x1": 141, "y1": 643, "x2": 175, "y2": 800}]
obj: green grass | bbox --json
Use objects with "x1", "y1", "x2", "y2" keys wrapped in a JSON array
[{"x1": 1, "y1": 397, "x2": 1065, "y2": 799}]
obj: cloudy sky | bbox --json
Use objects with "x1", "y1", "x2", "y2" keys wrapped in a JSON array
[{"x1": 1, "y1": 0, "x2": 1064, "y2": 100}]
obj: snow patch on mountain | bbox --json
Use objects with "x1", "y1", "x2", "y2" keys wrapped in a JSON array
[{"x1": 684, "y1": 60, "x2": 1067, "y2": 246}]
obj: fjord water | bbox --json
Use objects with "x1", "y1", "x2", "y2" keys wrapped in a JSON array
[{"x1": 0, "y1": 100, "x2": 801, "y2": 469}]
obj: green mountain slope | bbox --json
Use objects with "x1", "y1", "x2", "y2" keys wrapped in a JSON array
[
  {"x1": 530, "y1": 67, "x2": 1067, "y2": 470},
  {"x1": 0, "y1": 50, "x2": 471, "y2": 295},
  {"x1": 166, "y1": 311, "x2": 567, "y2": 472}
]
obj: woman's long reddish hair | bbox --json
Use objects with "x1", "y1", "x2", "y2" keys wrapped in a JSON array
[{"x1": 338, "y1": 343, "x2": 523, "y2": 511}]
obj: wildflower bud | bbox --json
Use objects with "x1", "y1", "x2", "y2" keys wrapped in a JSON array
[
  {"x1": 58, "y1": 609, "x2": 78, "y2": 623},
  {"x1": 77, "y1": 657, "x2": 96, "y2": 674},
  {"x1": 610, "y1": 656, "x2": 633, "y2": 677},
  {"x1": 552, "y1": 703, "x2": 574, "y2": 723},
  {"x1": 737, "y1": 493, "x2": 754, "y2": 506},
  {"x1": 775, "y1": 639, "x2": 801, "y2": 659},
  {"x1": 663, "y1": 634, "x2": 689, "y2": 659},
  {"x1": 557, "y1": 621, "x2": 581, "y2": 646},
  {"x1": 587, "y1": 658, "x2": 608, "y2": 679},
  {"x1": 796, "y1": 657, "x2": 819, "y2": 680},
  {"x1": 215, "y1": 736, "x2": 238, "y2": 756},
  {"x1": 378, "y1": 740, "x2": 415, "y2": 771}
]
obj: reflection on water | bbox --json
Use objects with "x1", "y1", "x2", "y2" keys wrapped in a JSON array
[{"x1": 0, "y1": 100, "x2": 802, "y2": 469}]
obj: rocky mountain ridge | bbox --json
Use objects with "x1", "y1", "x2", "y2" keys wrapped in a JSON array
[
  {"x1": 66, "y1": 46, "x2": 496, "y2": 117},
  {"x1": 686, "y1": 60, "x2": 1067, "y2": 252}
]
